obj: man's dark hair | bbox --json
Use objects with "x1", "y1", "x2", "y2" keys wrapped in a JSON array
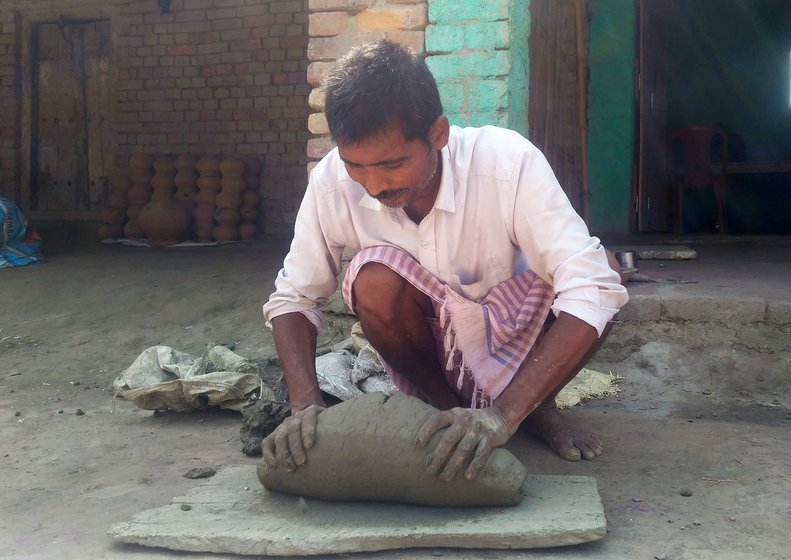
[{"x1": 322, "y1": 40, "x2": 443, "y2": 146}]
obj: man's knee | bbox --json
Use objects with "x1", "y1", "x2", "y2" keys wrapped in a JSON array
[
  {"x1": 352, "y1": 262, "x2": 405, "y2": 321},
  {"x1": 352, "y1": 262, "x2": 432, "y2": 321}
]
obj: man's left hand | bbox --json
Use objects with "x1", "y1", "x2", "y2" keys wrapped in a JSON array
[{"x1": 415, "y1": 406, "x2": 516, "y2": 481}]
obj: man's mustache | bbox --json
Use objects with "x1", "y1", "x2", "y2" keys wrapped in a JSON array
[{"x1": 370, "y1": 187, "x2": 407, "y2": 200}]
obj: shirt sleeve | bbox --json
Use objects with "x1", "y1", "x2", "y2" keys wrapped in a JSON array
[
  {"x1": 262, "y1": 174, "x2": 345, "y2": 331},
  {"x1": 510, "y1": 145, "x2": 629, "y2": 336}
]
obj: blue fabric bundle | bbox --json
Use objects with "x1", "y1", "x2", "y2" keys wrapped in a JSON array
[{"x1": 0, "y1": 195, "x2": 44, "y2": 268}]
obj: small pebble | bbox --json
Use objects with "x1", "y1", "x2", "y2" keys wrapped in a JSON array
[
  {"x1": 70, "y1": 381, "x2": 80, "y2": 386},
  {"x1": 58, "y1": 410, "x2": 64, "y2": 414},
  {"x1": 75, "y1": 409, "x2": 85, "y2": 416},
  {"x1": 695, "y1": 414, "x2": 703, "y2": 419},
  {"x1": 14, "y1": 411, "x2": 21, "y2": 417},
  {"x1": 180, "y1": 504, "x2": 192, "y2": 511},
  {"x1": 728, "y1": 517, "x2": 736, "y2": 522},
  {"x1": 632, "y1": 497, "x2": 642, "y2": 502},
  {"x1": 153, "y1": 410, "x2": 164, "y2": 417},
  {"x1": 680, "y1": 489, "x2": 693, "y2": 497},
  {"x1": 667, "y1": 519, "x2": 673, "y2": 524},
  {"x1": 693, "y1": 520, "x2": 702, "y2": 526}
]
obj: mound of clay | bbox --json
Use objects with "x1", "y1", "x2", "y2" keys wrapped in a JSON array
[{"x1": 257, "y1": 392, "x2": 526, "y2": 507}]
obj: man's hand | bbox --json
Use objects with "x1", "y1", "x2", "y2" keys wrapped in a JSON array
[
  {"x1": 261, "y1": 404, "x2": 325, "y2": 471},
  {"x1": 415, "y1": 406, "x2": 516, "y2": 481}
]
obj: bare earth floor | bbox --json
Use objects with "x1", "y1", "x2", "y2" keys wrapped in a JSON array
[{"x1": 1, "y1": 238, "x2": 789, "y2": 560}]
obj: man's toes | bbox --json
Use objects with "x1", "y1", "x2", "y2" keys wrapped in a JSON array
[
  {"x1": 558, "y1": 443, "x2": 582, "y2": 461},
  {"x1": 578, "y1": 438, "x2": 602, "y2": 460}
]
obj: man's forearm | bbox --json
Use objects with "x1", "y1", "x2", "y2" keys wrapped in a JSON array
[
  {"x1": 492, "y1": 312, "x2": 598, "y2": 430},
  {"x1": 271, "y1": 312, "x2": 325, "y2": 411}
]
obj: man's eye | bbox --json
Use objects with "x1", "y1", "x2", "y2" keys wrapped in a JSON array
[{"x1": 383, "y1": 163, "x2": 402, "y2": 170}]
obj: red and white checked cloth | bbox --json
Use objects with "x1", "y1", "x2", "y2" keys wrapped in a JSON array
[{"x1": 342, "y1": 246, "x2": 555, "y2": 408}]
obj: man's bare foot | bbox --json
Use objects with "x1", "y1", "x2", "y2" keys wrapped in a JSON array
[{"x1": 521, "y1": 400, "x2": 602, "y2": 461}]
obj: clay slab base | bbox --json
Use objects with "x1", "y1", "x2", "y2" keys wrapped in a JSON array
[{"x1": 110, "y1": 466, "x2": 606, "y2": 556}]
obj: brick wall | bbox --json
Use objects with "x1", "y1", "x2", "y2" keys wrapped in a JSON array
[
  {"x1": 0, "y1": 0, "x2": 311, "y2": 236},
  {"x1": 305, "y1": 0, "x2": 427, "y2": 166}
]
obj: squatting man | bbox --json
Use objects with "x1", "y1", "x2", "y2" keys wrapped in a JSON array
[{"x1": 261, "y1": 40, "x2": 628, "y2": 481}]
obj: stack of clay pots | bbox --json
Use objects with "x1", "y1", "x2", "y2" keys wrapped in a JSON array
[
  {"x1": 173, "y1": 155, "x2": 198, "y2": 211},
  {"x1": 97, "y1": 153, "x2": 262, "y2": 244},
  {"x1": 124, "y1": 155, "x2": 154, "y2": 239},
  {"x1": 213, "y1": 157, "x2": 246, "y2": 242},
  {"x1": 239, "y1": 157, "x2": 261, "y2": 240},
  {"x1": 97, "y1": 164, "x2": 131, "y2": 240},
  {"x1": 138, "y1": 156, "x2": 192, "y2": 247},
  {"x1": 193, "y1": 156, "x2": 221, "y2": 242}
]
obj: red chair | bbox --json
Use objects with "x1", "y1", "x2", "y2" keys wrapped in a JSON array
[{"x1": 667, "y1": 124, "x2": 729, "y2": 233}]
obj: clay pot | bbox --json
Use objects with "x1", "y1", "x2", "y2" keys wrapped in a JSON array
[
  {"x1": 100, "y1": 207, "x2": 126, "y2": 225},
  {"x1": 241, "y1": 191, "x2": 259, "y2": 207},
  {"x1": 174, "y1": 155, "x2": 197, "y2": 172},
  {"x1": 193, "y1": 225, "x2": 214, "y2": 242},
  {"x1": 192, "y1": 203, "x2": 215, "y2": 225},
  {"x1": 214, "y1": 207, "x2": 241, "y2": 225},
  {"x1": 129, "y1": 154, "x2": 153, "y2": 171},
  {"x1": 173, "y1": 189, "x2": 197, "y2": 208},
  {"x1": 123, "y1": 221, "x2": 144, "y2": 239},
  {"x1": 153, "y1": 157, "x2": 175, "y2": 174},
  {"x1": 129, "y1": 170, "x2": 152, "y2": 186},
  {"x1": 126, "y1": 204, "x2": 143, "y2": 220},
  {"x1": 195, "y1": 189, "x2": 218, "y2": 206},
  {"x1": 197, "y1": 175, "x2": 222, "y2": 191},
  {"x1": 97, "y1": 223, "x2": 124, "y2": 240},
  {"x1": 239, "y1": 207, "x2": 257, "y2": 224},
  {"x1": 238, "y1": 223, "x2": 257, "y2": 241},
  {"x1": 215, "y1": 191, "x2": 241, "y2": 209},
  {"x1": 151, "y1": 189, "x2": 174, "y2": 202},
  {"x1": 151, "y1": 174, "x2": 175, "y2": 191},
  {"x1": 127, "y1": 185, "x2": 152, "y2": 205},
  {"x1": 196, "y1": 156, "x2": 220, "y2": 176},
  {"x1": 174, "y1": 172, "x2": 198, "y2": 190},
  {"x1": 212, "y1": 225, "x2": 237, "y2": 242},
  {"x1": 219, "y1": 176, "x2": 246, "y2": 193},
  {"x1": 109, "y1": 174, "x2": 131, "y2": 191},
  {"x1": 139, "y1": 199, "x2": 192, "y2": 247},
  {"x1": 219, "y1": 157, "x2": 245, "y2": 176}
]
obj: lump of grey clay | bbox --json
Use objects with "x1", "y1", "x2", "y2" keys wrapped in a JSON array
[{"x1": 257, "y1": 392, "x2": 526, "y2": 507}]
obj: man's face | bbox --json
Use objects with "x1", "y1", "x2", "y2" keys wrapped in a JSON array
[{"x1": 338, "y1": 121, "x2": 446, "y2": 211}]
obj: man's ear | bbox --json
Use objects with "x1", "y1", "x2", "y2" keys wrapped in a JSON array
[{"x1": 428, "y1": 116, "x2": 450, "y2": 151}]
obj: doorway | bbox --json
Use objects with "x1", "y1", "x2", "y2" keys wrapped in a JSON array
[
  {"x1": 30, "y1": 19, "x2": 111, "y2": 215},
  {"x1": 636, "y1": 0, "x2": 791, "y2": 234}
]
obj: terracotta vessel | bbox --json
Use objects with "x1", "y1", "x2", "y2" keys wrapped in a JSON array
[{"x1": 139, "y1": 199, "x2": 191, "y2": 247}]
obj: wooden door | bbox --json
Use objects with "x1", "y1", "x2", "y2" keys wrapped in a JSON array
[
  {"x1": 31, "y1": 20, "x2": 110, "y2": 214},
  {"x1": 637, "y1": 0, "x2": 672, "y2": 231},
  {"x1": 528, "y1": 0, "x2": 590, "y2": 222}
]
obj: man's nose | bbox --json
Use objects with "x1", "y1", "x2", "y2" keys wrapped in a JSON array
[{"x1": 362, "y1": 170, "x2": 389, "y2": 197}]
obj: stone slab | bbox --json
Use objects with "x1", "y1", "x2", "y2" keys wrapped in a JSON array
[
  {"x1": 611, "y1": 245, "x2": 698, "y2": 260},
  {"x1": 110, "y1": 466, "x2": 606, "y2": 556}
]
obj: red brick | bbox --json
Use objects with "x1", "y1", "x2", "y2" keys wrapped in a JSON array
[{"x1": 168, "y1": 44, "x2": 196, "y2": 56}]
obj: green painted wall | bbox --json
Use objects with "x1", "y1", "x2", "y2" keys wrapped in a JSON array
[
  {"x1": 425, "y1": 0, "x2": 530, "y2": 133},
  {"x1": 587, "y1": 0, "x2": 636, "y2": 233}
]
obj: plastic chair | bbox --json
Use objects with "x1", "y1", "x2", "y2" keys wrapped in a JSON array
[{"x1": 667, "y1": 124, "x2": 729, "y2": 233}]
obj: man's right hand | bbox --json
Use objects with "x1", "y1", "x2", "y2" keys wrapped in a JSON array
[{"x1": 261, "y1": 404, "x2": 325, "y2": 471}]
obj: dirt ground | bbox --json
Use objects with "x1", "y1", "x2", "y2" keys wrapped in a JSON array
[{"x1": 1, "y1": 234, "x2": 789, "y2": 560}]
